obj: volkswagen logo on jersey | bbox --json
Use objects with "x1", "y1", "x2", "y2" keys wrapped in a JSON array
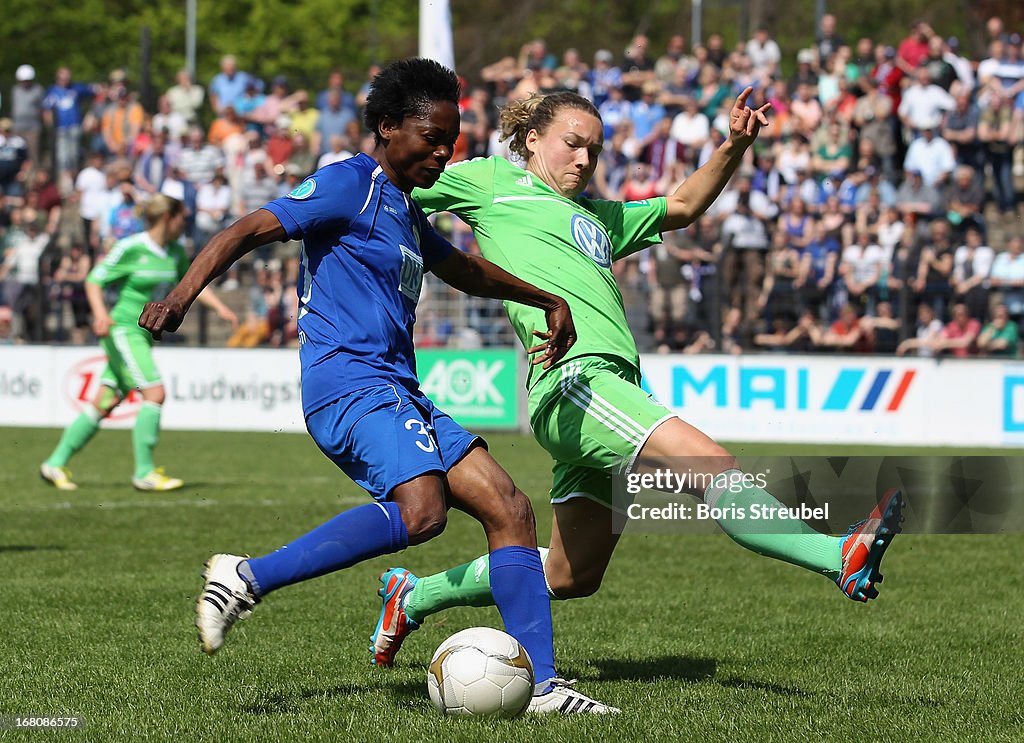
[
  {"x1": 570, "y1": 213, "x2": 612, "y2": 268},
  {"x1": 287, "y1": 178, "x2": 317, "y2": 200}
]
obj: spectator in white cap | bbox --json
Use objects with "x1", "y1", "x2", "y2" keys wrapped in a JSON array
[
  {"x1": 790, "y1": 48, "x2": 820, "y2": 93},
  {"x1": 903, "y1": 115, "x2": 956, "y2": 186},
  {"x1": 12, "y1": 64, "x2": 44, "y2": 163}
]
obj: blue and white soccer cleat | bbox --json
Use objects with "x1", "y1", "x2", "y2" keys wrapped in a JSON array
[
  {"x1": 370, "y1": 568, "x2": 419, "y2": 667},
  {"x1": 836, "y1": 488, "x2": 905, "y2": 602},
  {"x1": 196, "y1": 554, "x2": 259, "y2": 654},
  {"x1": 527, "y1": 678, "x2": 620, "y2": 714}
]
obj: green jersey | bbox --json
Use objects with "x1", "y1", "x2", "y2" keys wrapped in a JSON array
[
  {"x1": 981, "y1": 320, "x2": 1019, "y2": 357},
  {"x1": 87, "y1": 232, "x2": 189, "y2": 327},
  {"x1": 414, "y1": 156, "x2": 666, "y2": 387}
]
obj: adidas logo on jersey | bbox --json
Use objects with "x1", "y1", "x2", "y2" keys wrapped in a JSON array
[{"x1": 515, "y1": 173, "x2": 533, "y2": 187}]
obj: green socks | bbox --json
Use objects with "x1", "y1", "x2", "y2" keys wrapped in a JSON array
[
  {"x1": 46, "y1": 408, "x2": 101, "y2": 467},
  {"x1": 405, "y1": 548, "x2": 552, "y2": 624},
  {"x1": 704, "y1": 469, "x2": 841, "y2": 578},
  {"x1": 46, "y1": 400, "x2": 166, "y2": 481},
  {"x1": 132, "y1": 401, "x2": 163, "y2": 479}
]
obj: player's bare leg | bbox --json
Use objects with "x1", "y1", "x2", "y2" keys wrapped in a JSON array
[{"x1": 543, "y1": 497, "x2": 622, "y2": 599}]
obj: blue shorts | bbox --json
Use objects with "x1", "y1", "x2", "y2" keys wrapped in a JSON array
[{"x1": 306, "y1": 384, "x2": 483, "y2": 500}]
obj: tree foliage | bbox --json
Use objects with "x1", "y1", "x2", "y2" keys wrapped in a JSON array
[
  {"x1": 0, "y1": 0, "x2": 417, "y2": 104},
  {"x1": 2, "y1": 0, "x2": 1022, "y2": 109}
]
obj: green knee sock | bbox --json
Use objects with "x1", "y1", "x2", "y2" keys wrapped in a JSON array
[
  {"x1": 46, "y1": 409, "x2": 101, "y2": 467},
  {"x1": 705, "y1": 469, "x2": 841, "y2": 578},
  {"x1": 132, "y1": 402, "x2": 163, "y2": 479},
  {"x1": 405, "y1": 548, "x2": 553, "y2": 624}
]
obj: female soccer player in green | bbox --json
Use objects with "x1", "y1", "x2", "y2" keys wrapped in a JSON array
[
  {"x1": 370, "y1": 88, "x2": 903, "y2": 679},
  {"x1": 40, "y1": 194, "x2": 237, "y2": 491}
]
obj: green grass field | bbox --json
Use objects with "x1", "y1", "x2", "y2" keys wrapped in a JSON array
[{"x1": 1, "y1": 427, "x2": 1021, "y2": 742}]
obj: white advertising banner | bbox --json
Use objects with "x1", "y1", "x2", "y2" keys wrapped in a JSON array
[
  {"x1": 3, "y1": 347, "x2": 1024, "y2": 446},
  {"x1": 0, "y1": 346, "x2": 523, "y2": 433},
  {"x1": 0, "y1": 346, "x2": 305, "y2": 432},
  {"x1": 640, "y1": 354, "x2": 1024, "y2": 448}
]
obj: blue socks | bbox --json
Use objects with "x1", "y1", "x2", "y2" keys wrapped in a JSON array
[
  {"x1": 237, "y1": 505, "x2": 557, "y2": 688},
  {"x1": 242, "y1": 502, "x2": 408, "y2": 596},
  {"x1": 489, "y1": 545, "x2": 556, "y2": 688}
]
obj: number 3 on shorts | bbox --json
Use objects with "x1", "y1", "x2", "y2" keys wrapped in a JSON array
[{"x1": 404, "y1": 418, "x2": 436, "y2": 453}]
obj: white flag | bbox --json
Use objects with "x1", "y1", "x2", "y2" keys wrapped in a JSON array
[{"x1": 419, "y1": 0, "x2": 455, "y2": 72}]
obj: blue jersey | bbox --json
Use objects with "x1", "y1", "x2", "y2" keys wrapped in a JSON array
[
  {"x1": 262, "y1": 153, "x2": 453, "y2": 418},
  {"x1": 42, "y1": 83, "x2": 94, "y2": 129}
]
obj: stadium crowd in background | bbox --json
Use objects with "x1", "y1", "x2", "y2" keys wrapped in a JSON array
[{"x1": 1, "y1": 16, "x2": 1023, "y2": 357}]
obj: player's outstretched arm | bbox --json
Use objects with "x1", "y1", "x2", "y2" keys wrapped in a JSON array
[
  {"x1": 661, "y1": 87, "x2": 771, "y2": 232},
  {"x1": 139, "y1": 209, "x2": 285, "y2": 340},
  {"x1": 431, "y1": 249, "x2": 576, "y2": 368}
]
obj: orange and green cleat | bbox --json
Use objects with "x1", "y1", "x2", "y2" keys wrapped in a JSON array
[{"x1": 837, "y1": 488, "x2": 905, "y2": 602}]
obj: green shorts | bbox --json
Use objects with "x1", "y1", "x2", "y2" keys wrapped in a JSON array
[
  {"x1": 528, "y1": 355, "x2": 675, "y2": 508},
  {"x1": 99, "y1": 325, "x2": 162, "y2": 394}
]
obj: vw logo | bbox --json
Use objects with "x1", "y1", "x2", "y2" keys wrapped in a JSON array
[{"x1": 570, "y1": 213, "x2": 611, "y2": 268}]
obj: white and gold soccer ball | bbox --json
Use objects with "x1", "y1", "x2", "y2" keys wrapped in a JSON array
[{"x1": 426, "y1": 627, "x2": 534, "y2": 717}]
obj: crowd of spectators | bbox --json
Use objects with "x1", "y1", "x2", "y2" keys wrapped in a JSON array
[
  {"x1": 0, "y1": 55, "x2": 378, "y2": 347},
  {"x1": 1, "y1": 16, "x2": 1023, "y2": 358}
]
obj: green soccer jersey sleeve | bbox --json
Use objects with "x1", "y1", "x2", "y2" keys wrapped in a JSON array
[{"x1": 87, "y1": 238, "x2": 135, "y2": 288}]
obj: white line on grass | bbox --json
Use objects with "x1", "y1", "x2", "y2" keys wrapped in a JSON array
[{"x1": 1, "y1": 497, "x2": 369, "y2": 513}]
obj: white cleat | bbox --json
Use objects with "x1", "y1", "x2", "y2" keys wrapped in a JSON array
[
  {"x1": 132, "y1": 467, "x2": 184, "y2": 491},
  {"x1": 527, "y1": 678, "x2": 620, "y2": 714},
  {"x1": 40, "y1": 463, "x2": 78, "y2": 491},
  {"x1": 196, "y1": 553, "x2": 258, "y2": 655}
]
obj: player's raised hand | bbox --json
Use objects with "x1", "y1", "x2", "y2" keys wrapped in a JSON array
[
  {"x1": 139, "y1": 298, "x2": 188, "y2": 341},
  {"x1": 729, "y1": 87, "x2": 771, "y2": 148},
  {"x1": 528, "y1": 298, "x2": 577, "y2": 368}
]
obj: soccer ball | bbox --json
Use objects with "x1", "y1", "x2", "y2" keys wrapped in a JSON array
[{"x1": 426, "y1": 627, "x2": 534, "y2": 717}]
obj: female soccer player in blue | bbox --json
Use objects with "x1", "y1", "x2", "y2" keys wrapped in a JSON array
[{"x1": 139, "y1": 58, "x2": 615, "y2": 714}]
